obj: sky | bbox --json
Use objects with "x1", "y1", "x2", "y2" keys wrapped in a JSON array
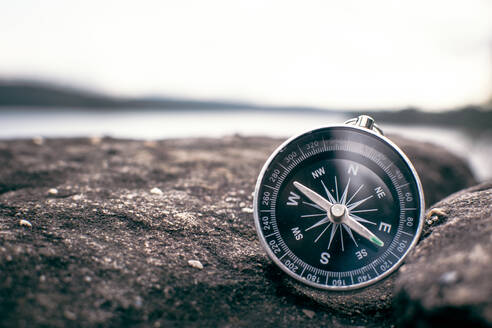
[{"x1": 1, "y1": 0, "x2": 491, "y2": 110}]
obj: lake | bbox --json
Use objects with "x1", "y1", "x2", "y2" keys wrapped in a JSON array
[{"x1": 0, "y1": 108, "x2": 490, "y2": 181}]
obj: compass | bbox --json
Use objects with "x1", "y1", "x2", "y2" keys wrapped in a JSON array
[{"x1": 253, "y1": 115, "x2": 424, "y2": 290}]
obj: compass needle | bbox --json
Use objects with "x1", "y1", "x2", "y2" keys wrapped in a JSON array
[
  {"x1": 343, "y1": 215, "x2": 384, "y2": 247},
  {"x1": 294, "y1": 181, "x2": 332, "y2": 211},
  {"x1": 254, "y1": 115, "x2": 424, "y2": 290},
  {"x1": 302, "y1": 201, "x2": 324, "y2": 212}
]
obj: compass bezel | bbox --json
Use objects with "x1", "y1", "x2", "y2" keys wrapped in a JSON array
[{"x1": 253, "y1": 123, "x2": 425, "y2": 291}]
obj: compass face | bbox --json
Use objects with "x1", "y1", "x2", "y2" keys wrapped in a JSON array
[{"x1": 253, "y1": 125, "x2": 424, "y2": 290}]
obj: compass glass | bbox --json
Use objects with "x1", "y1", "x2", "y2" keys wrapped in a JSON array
[{"x1": 254, "y1": 126, "x2": 423, "y2": 290}]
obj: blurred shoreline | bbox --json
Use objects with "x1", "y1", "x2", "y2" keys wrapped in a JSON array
[{"x1": 1, "y1": 79, "x2": 491, "y2": 133}]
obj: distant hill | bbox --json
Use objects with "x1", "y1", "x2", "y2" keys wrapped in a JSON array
[
  {"x1": 0, "y1": 80, "x2": 259, "y2": 110},
  {"x1": 356, "y1": 107, "x2": 492, "y2": 131},
  {"x1": 1, "y1": 79, "x2": 490, "y2": 131}
]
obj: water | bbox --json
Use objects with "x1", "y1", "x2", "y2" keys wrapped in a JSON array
[{"x1": 0, "y1": 108, "x2": 490, "y2": 181}]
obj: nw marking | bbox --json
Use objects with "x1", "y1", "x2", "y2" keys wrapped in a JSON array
[{"x1": 311, "y1": 166, "x2": 326, "y2": 179}]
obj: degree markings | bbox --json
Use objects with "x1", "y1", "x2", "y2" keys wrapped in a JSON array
[
  {"x1": 400, "y1": 231, "x2": 413, "y2": 237},
  {"x1": 389, "y1": 250, "x2": 400, "y2": 259},
  {"x1": 396, "y1": 182, "x2": 409, "y2": 189},
  {"x1": 297, "y1": 144, "x2": 305, "y2": 156}
]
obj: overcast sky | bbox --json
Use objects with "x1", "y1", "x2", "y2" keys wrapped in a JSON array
[{"x1": 1, "y1": 0, "x2": 491, "y2": 110}]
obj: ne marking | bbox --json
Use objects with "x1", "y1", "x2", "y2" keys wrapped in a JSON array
[
  {"x1": 279, "y1": 253, "x2": 288, "y2": 260},
  {"x1": 264, "y1": 233, "x2": 276, "y2": 238},
  {"x1": 401, "y1": 231, "x2": 414, "y2": 237},
  {"x1": 264, "y1": 185, "x2": 276, "y2": 190},
  {"x1": 402, "y1": 208, "x2": 417, "y2": 211},
  {"x1": 260, "y1": 210, "x2": 273, "y2": 213}
]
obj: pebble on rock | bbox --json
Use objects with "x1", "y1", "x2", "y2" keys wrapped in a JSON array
[
  {"x1": 439, "y1": 271, "x2": 459, "y2": 285},
  {"x1": 48, "y1": 188, "x2": 58, "y2": 195},
  {"x1": 90, "y1": 136, "x2": 102, "y2": 145},
  {"x1": 302, "y1": 309, "x2": 316, "y2": 319},
  {"x1": 32, "y1": 136, "x2": 44, "y2": 145},
  {"x1": 187, "y1": 260, "x2": 203, "y2": 270},
  {"x1": 150, "y1": 187, "x2": 163, "y2": 195},
  {"x1": 19, "y1": 219, "x2": 32, "y2": 228}
]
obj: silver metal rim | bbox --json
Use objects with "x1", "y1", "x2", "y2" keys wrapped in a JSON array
[{"x1": 253, "y1": 123, "x2": 425, "y2": 291}]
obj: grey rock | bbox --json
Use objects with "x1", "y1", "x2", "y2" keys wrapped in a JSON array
[
  {"x1": 394, "y1": 181, "x2": 492, "y2": 327},
  {"x1": 0, "y1": 135, "x2": 477, "y2": 327}
]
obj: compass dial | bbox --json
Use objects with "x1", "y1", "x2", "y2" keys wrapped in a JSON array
[{"x1": 254, "y1": 125, "x2": 424, "y2": 290}]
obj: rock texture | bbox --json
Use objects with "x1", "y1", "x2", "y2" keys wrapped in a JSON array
[
  {"x1": 395, "y1": 182, "x2": 492, "y2": 327},
  {"x1": 0, "y1": 136, "x2": 477, "y2": 327}
]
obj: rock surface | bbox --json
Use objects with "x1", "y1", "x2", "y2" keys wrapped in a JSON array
[
  {"x1": 0, "y1": 136, "x2": 477, "y2": 327},
  {"x1": 395, "y1": 182, "x2": 492, "y2": 327}
]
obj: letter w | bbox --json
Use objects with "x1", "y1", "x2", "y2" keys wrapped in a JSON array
[{"x1": 287, "y1": 191, "x2": 300, "y2": 206}]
